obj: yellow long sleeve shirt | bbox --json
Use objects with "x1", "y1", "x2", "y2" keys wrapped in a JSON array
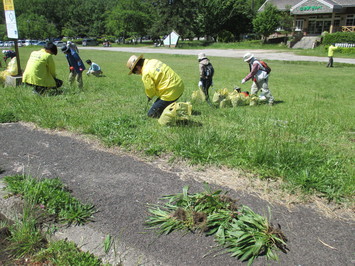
[
  {"x1": 328, "y1": 45, "x2": 338, "y2": 57},
  {"x1": 141, "y1": 59, "x2": 184, "y2": 101},
  {"x1": 22, "y1": 49, "x2": 56, "y2": 87}
]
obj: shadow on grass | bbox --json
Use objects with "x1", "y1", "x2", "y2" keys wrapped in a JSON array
[
  {"x1": 175, "y1": 120, "x2": 203, "y2": 127},
  {"x1": 273, "y1": 100, "x2": 285, "y2": 105}
]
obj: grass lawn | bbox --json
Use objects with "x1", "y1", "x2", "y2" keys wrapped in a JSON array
[{"x1": 0, "y1": 46, "x2": 354, "y2": 204}]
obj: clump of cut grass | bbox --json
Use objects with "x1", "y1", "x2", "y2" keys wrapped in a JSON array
[
  {"x1": 146, "y1": 185, "x2": 287, "y2": 265},
  {"x1": 222, "y1": 206, "x2": 287, "y2": 265},
  {"x1": 3, "y1": 175, "x2": 95, "y2": 225}
]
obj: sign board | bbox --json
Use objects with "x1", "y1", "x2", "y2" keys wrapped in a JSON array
[
  {"x1": 3, "y1": 0, "x2": 18, "y2": 39},
  {"x1": 291, "y1": 0, "x2": 333, "y2": 15},
  {"x1": 163, "y1": 31, "x2": 180, "y2": 47}
]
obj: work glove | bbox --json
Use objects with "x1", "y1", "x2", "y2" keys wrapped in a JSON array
[
  {"x1": 241, "y1": 79, "x2": 246, "y2": 84},
  {"x1": 198, "y1": 81, "x2": 203, "y2": 87}
]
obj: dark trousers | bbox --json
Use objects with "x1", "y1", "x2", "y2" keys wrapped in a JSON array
[
  {"x1": 148, "y1": 98, "x2": 179, "y2": 118},
  {"x1": 327, "y1": 56, "x2": 334, "y2": 67},
  {"x1": 26, "y1": 78, "x2": 63, "y2": 95},
  {"x1": 201, "y1": 78, "x2": 212, "y2": 100}
]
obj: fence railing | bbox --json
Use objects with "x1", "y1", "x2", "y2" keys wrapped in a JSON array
[
  {"x1": 342, "y1": 26, "x2": 355, "y2": 32},
  {"x1": 335, "y1": 43, "x2": 355, "y2": 48}
]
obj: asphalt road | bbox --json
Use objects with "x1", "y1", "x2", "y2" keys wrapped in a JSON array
[
  {"x1": 0, "y1": 122, "x2": 354, "y2": 266},
  {"x1": 80, "y1": 46, "x2": 355, "y2": 64}
]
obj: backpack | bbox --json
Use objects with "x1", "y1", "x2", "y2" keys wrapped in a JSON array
[
  {"x1": 258, "y1": 60, "x2": 271, "y2": 74},
  {"x1": 203, "y1": 63, "x2": 214, "y2": 79}
]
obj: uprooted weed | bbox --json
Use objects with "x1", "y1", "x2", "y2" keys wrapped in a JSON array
[{"x1": 146, "y1": 185, "x2": 288, "y2": 265}]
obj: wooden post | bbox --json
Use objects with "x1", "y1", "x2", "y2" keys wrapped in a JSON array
[
  {"x1": 13, "y1": 39, "x2": 22, "y2": 76},
  {"x1": 330, "y1": 13, "x2": 335, "y2": 33}
]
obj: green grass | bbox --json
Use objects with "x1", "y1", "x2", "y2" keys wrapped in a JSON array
[
  {"x1": 2, "y1": 174, "x2": 102, "y2": 264},
  {"x1": 4, "y1": 175, "x2": 95, "y2": 225},
  {"x1": 6, "y1": 205, "x2": 45, "y2": 258},
  {"x1": 34, "y1": 240, "x2": 102, "y2": 266},
  {"x1": 0, "y1": 47, "x2": 354, "y2": 203},
  {"x1": 293, "y1": 45, "x2": 355, "y2": 58}
]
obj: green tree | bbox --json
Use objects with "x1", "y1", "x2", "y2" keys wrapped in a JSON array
[
  {"x1": 150, "y1": 0, "x2": 199, "y2": 40},
  {"x1": 17, "y1": 14, "x2": 58, "y2": 39},
  {"x1": 105, "y1": 0, "x2": 152, "y2": 43},
  {"x1": 196, "y1": 0, "x2": 253, "y2": 41},
  {"x1": 252, "y1": 3, "x2": 281, "y2": 42}
]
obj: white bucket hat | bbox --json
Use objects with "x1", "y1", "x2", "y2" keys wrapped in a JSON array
[
  {"x1": 243, "y1": 53, "x2": 254, "y2": 62},
  {"x1": 198, "y1": 53, "x2": 207, "y2": 60},
  {"x1": 126, "y1": 54, "x2": 144, "y2": 75}
]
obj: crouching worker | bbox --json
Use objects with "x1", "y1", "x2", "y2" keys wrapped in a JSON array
[
  {"x1": 86, "y1": 60, "x2": 103, "y2": 77},
  {"x1": 22, "y1": 42, "x2": 63, "y2": 95},
  {"x1": 126, "y1": 54, "x2": 184, "y2": 118}
]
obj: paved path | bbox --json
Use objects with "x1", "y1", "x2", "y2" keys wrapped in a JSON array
[
  {"x1": 80, "y1": 46, "x2": 355, "y2": 64},
  {"x1": 0, "y1": 123, "x2": 354, "y2": 266}
]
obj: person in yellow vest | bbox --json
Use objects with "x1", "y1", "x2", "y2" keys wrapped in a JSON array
[
  {"x1": 326, "y1": 43, "x2": 338, "y2": 68},
  {"x1": 22, "y1": 42, "x2": 62, "y2": 95},
  {"x1": 126, "y1": 54, "x2": 184, "y2": 118}
]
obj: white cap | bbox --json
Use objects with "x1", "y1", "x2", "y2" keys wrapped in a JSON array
[{"x1": 243, "y1": 53, "x2": 254, "y2": 62}]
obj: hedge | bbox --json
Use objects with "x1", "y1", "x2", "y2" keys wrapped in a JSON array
[{"x1": 323, "y1": 32, "x2": 355, "y2": 45}]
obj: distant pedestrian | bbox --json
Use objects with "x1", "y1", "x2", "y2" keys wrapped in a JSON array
[
  {"x1": 22, "y1": 42, "x2": 63, "y2": 95},
  {"x1": 198, "y1": 53, "x2": 214, "y2": 102},
  {"x1": 2, "y1": 50, "x2": 16, "y2": 63},
  {"x1": 241, "y1": 53, "x2": 274, "y2": 105},
  {"x1": 126, "y1": 54, "x2": 184, "y2": 118},
  {"x1": 67, "y1": 41, "x2": 79, "y2": 53},
  {"x1": 61, "y1": 45, "x2": 85, "y2": 89},
  {"x1": 326, "y1": 43, "x2": 338, "y2": 67},
  {"x1": 86, "y1": 60, "x2": 103, "y2": 77}
]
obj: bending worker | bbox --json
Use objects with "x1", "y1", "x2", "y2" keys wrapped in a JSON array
[
  {"x1": 61, "y1": 45, "x2": 85, "y2": 89},
  {"x1": 126, "y1": 54, "x2": 184, "y2": 118},
  {"x1": 241, "y1": 52, "x2": 274, "y2": 105}
]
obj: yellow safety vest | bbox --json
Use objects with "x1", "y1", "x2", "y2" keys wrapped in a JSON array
[
  {"x1": 141, "y1": 59, "x2": 184, "y2": 101},
  {"x1": 22, "y1": 49, "x2": 56, "y2": 87}
]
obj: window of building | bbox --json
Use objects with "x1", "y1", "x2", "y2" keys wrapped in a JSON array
[
  {"x1": 295, "y1": 20, "x2": 304, "y2": 31},
  {"x1": 346, "y1": 14, "x2": 355, "y2": 26}
]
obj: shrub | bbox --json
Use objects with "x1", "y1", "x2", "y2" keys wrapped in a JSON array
[{"x1": 323, "y1": 32, "x2": 355, "y2": 45}]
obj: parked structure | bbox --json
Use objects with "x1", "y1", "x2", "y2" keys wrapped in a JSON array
[{"x1": 259, "y1": 0, "x2": 355, "y2": 35}]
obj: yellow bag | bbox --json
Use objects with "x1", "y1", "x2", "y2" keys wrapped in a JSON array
[
  {"x1": 249, "y1": 95, "x2": 259, "y2": 106},
  {"x1": 191, "y1": 89, "x2": 206, "y2": 102},
  {"x1": 230, "y1": 92, "x2": 251, "y2": 107},
  {"x1": 219, "y1": 98, "x2": 232, "y2": 108},
  {"x1": 212, "y1": 88, "x2": 229, "y2": 105},
  {"x1": 158, "y1": 102, "x2": 192, "y2": 126},
  {"x1": 0, "y1": 57, "x2": 18, "y2": 83},
  {"x1": 6, "y1": 57, "x2": 18, "y2": 76}
]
